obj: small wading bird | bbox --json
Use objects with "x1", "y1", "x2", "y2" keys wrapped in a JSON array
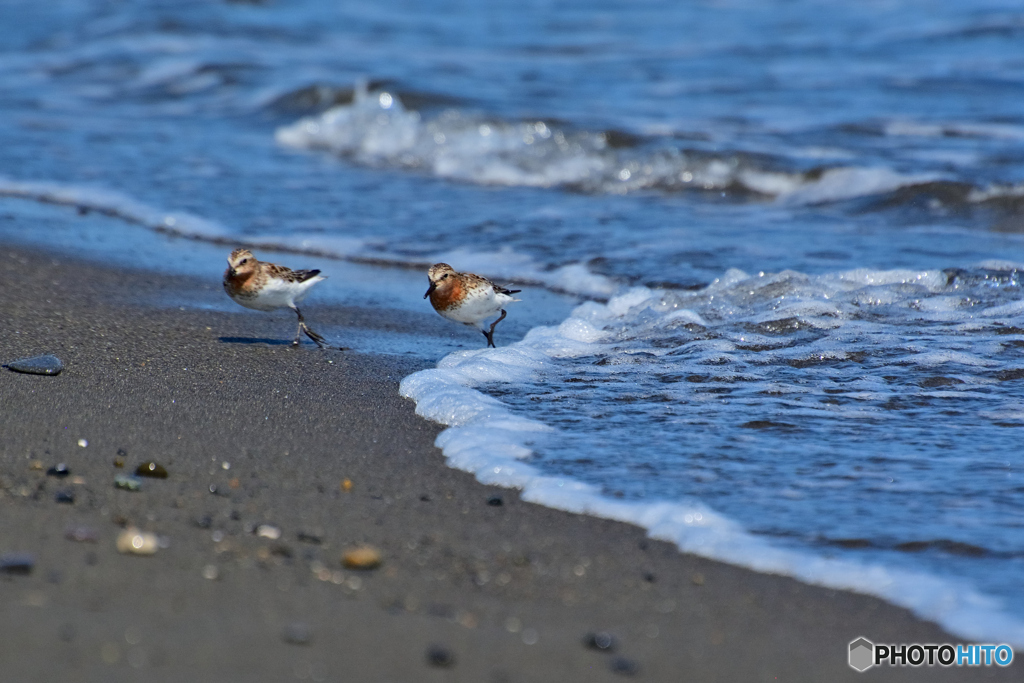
[
  {"x1": 223, "y1": 248, "x2": 331, "y2": 348},
  {"x1": 424, "y1": 263, "x2": 521, "y2": 348}
]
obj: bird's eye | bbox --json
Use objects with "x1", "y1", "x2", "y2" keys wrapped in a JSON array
[
  {"x1": 441, "y1": 273, "x2": 448, "y2": 279},
  {"x1": 239, "y1": 258, "x2": 248, "y2": 265}
]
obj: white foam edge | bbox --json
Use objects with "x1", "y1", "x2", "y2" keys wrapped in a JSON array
[
  {"x1": 400, "y1": 297, "x2": 1024, "y2": 648},
  {"x1": 0, "y1": 176, "x2": 617, "y2": 300},
  {"x1": 0, "y1": 176, "x2": 233, "y2": 239}
]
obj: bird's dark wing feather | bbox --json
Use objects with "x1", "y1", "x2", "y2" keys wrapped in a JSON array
[{"x1": 290, "y1": 268, "x2": 322, "y2": 283}]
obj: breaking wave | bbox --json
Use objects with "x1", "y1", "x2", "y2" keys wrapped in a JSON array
[{"x1": 276, "y1": 84, "x2": 1024, "y2": 216}]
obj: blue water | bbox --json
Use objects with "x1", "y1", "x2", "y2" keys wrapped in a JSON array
[{"x1": 2, "y1": 0, "x2": 1024, "y2": 642}]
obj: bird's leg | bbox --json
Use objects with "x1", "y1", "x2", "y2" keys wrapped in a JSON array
[
  {"x1": 292, "y1": 308, "x2": 302, "y2": 346},
  {"x1": 484, "y1": 309, "x2": 508, "y2": 348},
  {"x1": 293, "y1": 307, "x2": 329, "y2": 349}
]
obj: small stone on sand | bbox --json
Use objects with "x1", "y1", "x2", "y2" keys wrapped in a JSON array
[
  {"x1": 256, "y1": 524, "x2": 281, "y2": 540},
  {"x1": 610, "y1": 657, "x2": 640, "y2": 676},
  {"x1": 281, "y1": 622, "x2": 313, "y2": 645},
  {"x1": 0, "y1": 553, "x2": 35, "y2": 575},
  {"x1": 116, "y1": 528, "x2": 159, "y2": 555},
  {"x1": 584, "y1": 631, "x2": 616, "y2": 652},
  {"x1": 425, "y1": 645, "x2": 456, "y2": 668},
  {"x1": 342, "y1": 545, "x2": 382, "y2": 570},
  {"x1": 114, "y1": 475, "x2": 142, "y2": 491},
  {"x1": 135, "y1": 462, "x2": 168, "y2": 479},
  {"x1": 46, "y1": 464, "x2": 70, "y2": 478},
  {"x1": 5, "y1": 354, "x2": 63, "y2": 375}
]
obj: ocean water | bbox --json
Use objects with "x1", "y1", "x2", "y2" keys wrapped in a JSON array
[{"x1": 2, "y1": 0, "x2": 1024, "y2": 644}]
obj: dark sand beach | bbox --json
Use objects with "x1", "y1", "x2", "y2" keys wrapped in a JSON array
[{"x1": 0, "y1": 244, "x2": 1019, "y2": 682}]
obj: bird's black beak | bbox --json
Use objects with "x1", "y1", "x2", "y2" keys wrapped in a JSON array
[
  {"x1": 424, "y1": 282, "x2": 436, "y2": 299},
  {"x1": 228, "y1": 268, "x2": 236, "y2": 277}
]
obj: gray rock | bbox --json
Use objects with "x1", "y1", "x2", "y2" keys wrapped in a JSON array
[
  {"x1": 0, "y1": 553, "x2": 35, "y2": 575},
  {"x1": 426, "y1": 645, "x2": 456, "y2": 668},
  {"x1": 114, "y1": 474, "x2": 142, "y2": 491},
  {"x1": 584, "y1": 631, "x2": 616, "y2": 652},
  {"x1": 281, "y1": 622, "x2": 313, "y2": 646},
  {"x1": 4, "y1": 355, "x2": 63, "y2": 375},
  {"x1": 610, "y1": 657, "x2": 640, "y2": 676}
]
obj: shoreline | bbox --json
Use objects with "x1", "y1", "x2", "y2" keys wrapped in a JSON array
[{"x1": 0, "y1": 245, "x2": 1018, "y2": 682}]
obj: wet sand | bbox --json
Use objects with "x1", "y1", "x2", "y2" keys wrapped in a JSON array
[{"x1": 0, "y1": 245, "x2": 1018, "y2": 682}]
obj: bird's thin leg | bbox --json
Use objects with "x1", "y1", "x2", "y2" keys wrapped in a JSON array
[
  {"x1": 294, "y1": 307, "x2": 329, "y2": 349},
  {"x1": 292, "y1": 308, "x2": 303, "y2": 346},
  {"x1": 484, "y1": 309, "x2": 507, "y2": 348}
]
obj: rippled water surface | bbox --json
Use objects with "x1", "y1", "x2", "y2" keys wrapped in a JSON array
[{"x1": 2, "y1": 0, "x2": 1024, "y2": 642}]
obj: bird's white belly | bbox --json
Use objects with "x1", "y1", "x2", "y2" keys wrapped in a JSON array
[
  {"x1": 234, "y1": 277, "x2": 320, "y2": 312},
  {"x1": 441, "y1": 290, "x2": 511, "y2": 328}
]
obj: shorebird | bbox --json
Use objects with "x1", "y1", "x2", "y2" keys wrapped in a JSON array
[
  {"x1": 223, "y1": 248, "x2": 330, "y2": 348},
  {"x1": 424, "y1": 263, "x2": 521, "y2": 348}
]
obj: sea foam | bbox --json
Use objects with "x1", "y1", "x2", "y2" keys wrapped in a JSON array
[{"x1": 401, "y1": 277, "x2": 1024, "y2": 647}]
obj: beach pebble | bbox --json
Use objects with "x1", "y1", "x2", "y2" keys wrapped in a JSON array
[
  {"x1": 342, "y1": 545, "x2": 382, "y2": 570},
  {"x1": 54, "y1": 489, "x2": 75, "y2": 504},
  {"x1": 281, "y1": 622, "x2": 313, "y2": 646},
  {"x1": 116, "y1": 528, "x2": 159, "y2": 555},
  {"x1": 46, "y1": 464, "x2": 70, "y2": 478},
  {"x1": 114, "y1": 475, "x2": 142, "y2": 491},
  {"x1": 296, "y1": 531, "x2": 323, "y2": 545},
  {"x1": 584, "y1": 631, "x2": 617, "y2": 652},
  {"x1": 270, "y1": 544, "x2": 293, "y2": 559},
  {"x1": 5, "y1": 354, "x2": 63, "y2": 375},
  {"x1": 135, "y1": 462, "x2": 168, "y2": 479},
  {"x1": 0, "y1": 553, "x2": 35, "y2": 575},
  {"x1": 610, "y1": 657, "x2": 640, "y2": 676},
  {"x1": 256, "y1": 524, "x2": 281, "y2": 540},
  {"x1": 425, "y1": 645, "x2": 456, "y2": 668}
]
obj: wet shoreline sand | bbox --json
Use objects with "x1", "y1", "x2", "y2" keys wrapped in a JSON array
[{"x1": 0, "y1": 245, "x2": 1017, "y2": 682}]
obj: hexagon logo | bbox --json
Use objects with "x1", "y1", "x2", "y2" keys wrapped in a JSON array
[{"x1": 849, "y1": 637, "x2": 875, "y2": 672}]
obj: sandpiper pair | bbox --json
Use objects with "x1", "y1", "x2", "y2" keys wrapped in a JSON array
[{"x1": 223, "y1": 249, "x2": 520, "y2": 349}]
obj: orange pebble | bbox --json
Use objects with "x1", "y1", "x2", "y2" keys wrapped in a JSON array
[{"x1": 342, "y1": 545, "x2": 381, "y2": 570}]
